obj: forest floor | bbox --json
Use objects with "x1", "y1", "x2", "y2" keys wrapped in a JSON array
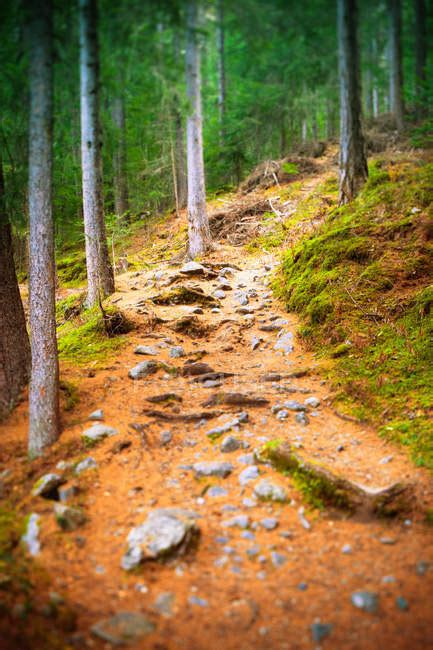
[{"x1": 1, "y1": 145, "x2": 432, "y2": 649}]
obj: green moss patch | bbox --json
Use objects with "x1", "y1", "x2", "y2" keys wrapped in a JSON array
[{"x1": 274, "y1": 157, "x2": 433, "y2": 469}]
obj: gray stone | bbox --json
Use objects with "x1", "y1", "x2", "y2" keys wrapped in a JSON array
[
  {"x1": 206, "y1": 419, "x2": 240, "y2": 439},
  {"x1": 222, "y1": 515, "x2": 250, "y2": 529},
  {"x1": 207, "y1": 486, "x2": 228, "y2": 497},
  {"x1": 153, "y1": 592, "x2": 175, "y2": 617},
  {"x1": 59, "y1": 485, "x2": 79, "y2": 502},
  {"x1": 193, "y1": 462, "x2": 233, "y2": 478},
  {"x1": 239, "y1": 466, "x2": 259, "y2": 486},
  {"x1": 342, "y1": 543, "x2": 352, "y2": 554},
  {"x1": 251, "y1": 336, "x2": 260, "y2": 351},
  {"x1": 88, "y1": 409, "x2": 104, "y2": 421},
  {"x1": 379, "y1": 455, "x2": 393, "y2": 465},
  {"x1": 351, "y1": 591, "x2": 379, "y2": 613},
  {"x1": 271, "y1": 551, "x2": 287, "y2": 567},
  {"x1": 298, "y1": 506, "x2": 311, "y2": 530},
  {"x1": 121, "y1": 508, "x2": 200, "y2": 569},
  {"x1": 169, "y1": 346, "x2": 185, "y2": 358},
  {"x1": 188, "y1": 595, "x2": 208, "y2": 607},
  {"x1": 396, "y1": 596, "x2": 409, "y2": 611},
  {"x1": 254, "y1": 479, "x2": 287, "y2": 502},
  {"x1": 75, "y1": 457, "x2": 98, "y2": 475},
  {"x1": 276, "y1": 409, "x2": 289, "y2": 420},
  {"x1": 295, "y1": 412, "x2": 309, "y2": 426},
  {"x1": 92, "y1": 612, "x2": 155, "y2": 645},
  {"x1": 128, "y1": 360, "x2": 158, "y2": 380},
  {"x1": 134, "y1": 345, "x2": 158, "y2": 356},
  {"x1": 32, "y1": 473, "x2": 64, "y2": 499},
  {"x1": 54, "y1": 503, "x2": 86, "y2": 531},
  {"x1": 221, "y1": 435, "x2": 242, "y2": 453},
  {"x1": 304, "y1": 396, "x2": 320, "y2": 408},
  {"x1": 180, "y1": 261, "x2": 213, "y2": 276},
  {"x1": 416, "y1": 561, "x2": 429, "y2": 576},
  {"x1": 214, "y1": 290, "x2": 226, "y2": 299},
  {"x1": 21, "y1": 513, "x2": 40, "y2": 556},
  {"x1": 235, "y1": 292, "x2": 249, "y2": 306},
  {"x1": 260, "y1": 517, "x2": 278, "y2": 531},
  {"x1": 160, "y1": 430, "x2": 173, "y2": 446},
  {"x1": 274, "y1": 332, "x2": 294, "y2": 354},
  {"x1": 311, "y1": 623, "x2": 332, "y2": 642},
  {"x1": 283, "y1": 400, "x2": 306, "y2": 411},
  {"x1": 237, "y1": 453, "x2": 255, "y2": 465},
  {"x1": 82, "y1": 424, "x2": 119, "y2": 444}
]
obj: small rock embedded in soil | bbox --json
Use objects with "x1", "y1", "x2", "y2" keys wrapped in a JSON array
[
  {"x1": 351, "y1": 591, "x2": 379, "y2": 613},
  {"x1": 121, "y1": 508, "x2": 200, "y2": 570},
  {"x1": 128, "y1": 360, "x2": 158, "y2": 380},
  {"x1": 274, "y1": 332, "x2": 294, "y2": 354},
  {"x1": 32, "y1": 473, "x2": 65, "y2": 499},
  {"x1": 88, "y1": 409, "x2": 104, "y2": 421},
  {"x1": 396, "y1": 596, "x2": 409, "y2": 611},
  {"x1": 160, "y1": 430, "x2": 173, "y2": 446},
  {"x1": 54, "y1": 503, "x2": 87, "y2": 531},
  {"x1": 298, "y1": 507, "x2": 311, "y2": 530},
  {"x1": 188, "y1": 595, "x2": 208, "y2": 607},
  {"x1": 221, "y1": 435, "x2": 242, "y2": 453},
  {"x1": 82, "y1": 424, "x2": 119, "y2": 444},
  {"x1": 304, "y1": 396, "x2": 320, "y2": 408},
  {"x1": 311, "y1": 623, "x2": 332, "y2": 642},
  {"x1": 254, "y1": 479, "x2": 287, "y2": 502},
  {"x1": 169, "y1": 346, "x2": 185, "y2": 358},
  {"x1": 193, "y1": 462, "x2": 233, "y2": 478},
  {"x1": 295, "y1": 412, "x2": 309, "y2": 426},
  {"x1": 207, "y1": 486, "x2": 228, "y2": 497},
  {"x1": 153, "y1": 592, "x2": 175, "y2": 617},
  {"x1": 74, "y1": 457, "x2": 97, "y2": 475},
  {"x1": 91, "y1": 612, "x2": 155, "y2": 645},
  {"x1": 134, "y1": 345, "x2": 159, "y2": 356},
  {"x1": 239, "y1": 466, "x2": 259, "y2": 486},
  {"x1": 222, "y1": 515, "x2": 250, "y2": 529},
  {"x1": 260, "y1": 517, "x2": 278, "y2": 530}
]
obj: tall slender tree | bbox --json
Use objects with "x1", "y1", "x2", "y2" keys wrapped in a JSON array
[
  {"x1": 217, "y1": 0, "x2": 226, "y2": 145},
  {"x1": 79, "y1": 0, "x2": 114, "y2": 305},
  {"x1": 388, "y1": 0, "x2": 404, "y2": 132},
  {"x1": 27, "y1": 0, "x2": 59, "y2": 455},
  {"x1": 0, "y1": 156, "x2": 30, "y2": 421},
  {"x1": 185, "y1": 0, "x2": 211, "y2": 258},
  {"x1": 337, "y1": 0, "x2": 368, "y2": 205},
  {"x1": 112, "y1": 89, "x2": 129, "y2": 218},
  {"x1": 414, "y1": 0, "x2": 427, "y2": 116}
]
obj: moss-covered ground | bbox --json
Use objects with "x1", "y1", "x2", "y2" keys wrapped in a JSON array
[{"x1": 273, "y1": 155, "x2": 433, "y2": 469}]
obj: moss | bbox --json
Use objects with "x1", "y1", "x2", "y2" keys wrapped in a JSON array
[
  {"x1": 57, "y1": 306, "x2": 132, "y2": 366},
  {"x1": 275, "y1": 157, "x2": 433, "y2": 469},
  {"x1": 56, "y1": 293, "x2": 85, "y2": 323},
  {"x1": 151, "y1": 286, "x2": 217, "y2": 306},
  {"x1": 59, "y1": 380, "x2": 79, "y2": 411},
  {"x1": 56, "y1": 251, "x2": 87, "y2": 287}
]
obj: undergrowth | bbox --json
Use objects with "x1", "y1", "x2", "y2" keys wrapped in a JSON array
[{"x1": 274, "y1": 156, "x2": 433, "y2": 469}]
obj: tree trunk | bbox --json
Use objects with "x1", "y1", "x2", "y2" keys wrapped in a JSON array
[
  {"x1": 185, "y1": 0, "x2": 210, "y2": 259},
  {"x1": 388, "y1": 0, "x2": 404, "y2": 132},
  {"x1": 337, "y1": 0, "x2": 368, "y2": 205},
  {"x1": 175, "y1": 107, "x2": 188, "y2": 209},
  {"x1": 0, "y1": 159, "x2": 30, "y2": 421},
  {"x1": 414, "y1": 0, "x2": 427, "y2": 116},
  {"x1": 217, "y1": 0, "x2": 226, "y2": 145},
  {"x1": 27, "y1": 0, "x2": 59, "y2": 456},
  {"x1": 112, "y1": 93, "x2": 129, "y2": 219},
  {"x1": 79, "y1": 0, "x2": 114, "y2": 306},
  {"x1": 301, "y1": 118, "x2": 307, "y2": 144}
]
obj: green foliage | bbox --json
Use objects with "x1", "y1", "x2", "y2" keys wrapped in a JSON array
[
  {"x1": 281, "y1": 162, "x2": 299, "y2": 175},
  {"x1": 56, "y1": 252, "x2": 87, "y2": 287},
  {"x1": 57, "y1": 306, "x2": 132, "y2": 366},
  {"x1": 276, "y1": 158, "x2": 433, "y2": 469}
]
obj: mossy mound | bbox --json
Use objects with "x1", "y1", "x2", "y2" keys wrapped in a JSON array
[
  {"x1": 274, "y1": 157, "x2": 433, "y2": 469},
  {"x1": 151, "y1": 285, "x2": 218, "y2": 307},
  {"x1": 56, "y1": 251, "x2": 87, "y2": 287}
]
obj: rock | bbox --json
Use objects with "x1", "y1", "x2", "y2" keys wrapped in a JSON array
[
  {"x1": 188, "y1": 595, "x2": 208, "y2": 607},
  {"x1": 214, "y1": 290, "x2": 226, "y2": 299},
  {"x1": 396, "y1": 596, "x2": 409, "y2": 611},
  {"x1": 221, "y1": 436, "x2": 242, "y2": 453},
  {"x1": 238, "y1": 454, "x2": 255, "y2": 465},
  {"x1": 239, "y1": 466, "x2": 259, "y2": 486},
  {"x1": 59, "y1": 484, "x2": 79, "y2": 502},
  {"x1": 182, "y1": 362, "x2": 215, "y2": 376},
  {"x1": 259, "y1": 324, "x2": 283, "y2": 332},
  {"x1": 207, "y1": 486, "x2": 228, "y2": 497},
  {"x1": 134, "y1": 345, "x2": 159, "y2": 356},
  {"x1": 251, "y1": 336, "x2": 261, "y2": 351},
  {"x1": 160, "y1": 430, "x2": 173, "y2": 446},
  {"x1": 128, "y1": 360, "x2": 158, "y2": 380},
  {"x1": 342, "y1": 543, "x2": 352, "y2": 554},
  {"x1": 416, "y1": 561, "x2": 429, "y2": 576},
  {"x1": 222, "y1": 515, "x2": 250, "y2": 529},
  {"x1": 304, "y1": 396, "x2": 320, "y2": 408},
  {"x1": 111, "y1": 439, "x2": 132, "y2": 454},
  {"x1": 295, "y1": 412, "x2": 309, "y2": 426},
  {"x1": 236, "y1": 306, "x2": 255, "y2": 315},
  {"x1": 193, "y1": 462, "x2": 233, "y2": 478},
  {"x1": 169, "y1": 346, "x2": 185, "y2": 358},
  {"x1": 32, "y1": 473, "x2": 65, "y2": 499},
  {"x1": 274, "y1": 332, "x2": 294, "y2": 354},
  {"x1": 311, "y1": 623, "x2": 332, "y2": 642},
  {"x1": 203, "y1": 392, "x2": 269, "y2": 408},
  {"x1": 88, "y1": 409, "x2": 104, "y2": 421},
  {"x1": 235, "y1": 292, "x2": 249, "y2": 306},
  {"x1": 379, "y1": 455, "x2": 393, "y2": 465},
  {"x1": 21, "y1": 513, "x2": 41, "y2": 556},
  {"x1": 82, "y1": 424, "x2": 119, "y2": 444},
  {"x1": 254, "y1": 479, "x2": 287, "y2": 502},
  {"x1": 298, "y1": 507, "x2": 311, "y2": 530},
  {"x1": 152, "y1": 286, "x2": 217, "y2": 307},
  {"x1": 92, "y1": 612, "x2": 155, "y2": 645},
  {"x1": 74, "y1": 457, "x2": 97, "y2": 475},
  {"x1": 283, "y1": 400, "x2": 306, "y2": 411},
  {"x1": 206, "y1": 419, "x2": 240, "y2": 439},
  {"x1": 180, "y1": 261, "x2": 216, "y2": 278},
  {"x1": 121, "y1": 508, "x2": 200, "y2": 569},
  {"x1": 276, "y1": 410, "x2": 289, "y2": 420},
  {"x1": 271, "y1": 552, "x2": 287, "y2": 567},
  {"x1": 260, "y1": 517, "x2": 278, "y2": 530},
  {"x1": 351, "y1": 591, "x2": 379, "y2": 614},
  {"x1": 191, "y1": 371, "x2": 235, "y2": 383},
  {"x1": 153, "y1": 592, "x2": 175, "y2": 617},
  {"x1": 54, "y1": 503, "x2": 86, "y2": 531}
]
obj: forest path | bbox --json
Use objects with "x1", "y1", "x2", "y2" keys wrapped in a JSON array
[{"x1": 2, "y1": 157, "x2": 433, "y2": 649}]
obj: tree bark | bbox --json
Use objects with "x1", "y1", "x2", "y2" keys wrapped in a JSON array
[
  {"x1": 174, "y1": 107, "x2": 188, "y2": 209},
  {"x1": 79, "y1": 0, "x2": 114, "y2": 306},
  {"x1": 0, "y1": 159, "x2": 30, "y2": 421},
  {"x1": 27, "y1": 0, "x2": 60, "y2": 455},
  {"x1": 388, "y1": 0, "x2": 404, "y2": 132},
  {"x1": 112, "y1": 93, "x2": 129, "y2": 219},
  {"x1": 337, "y1": 0, "x2": 368, "y2": 205},
  {"x1": 216, "y1": 0, "x2": 226, "y2": 145},
  {"x1": 414, "y1": 0, "x2": 427, "y2": 116},
  {"x1": 185, "y1": 0, "x2": 211, "y2": 259}
]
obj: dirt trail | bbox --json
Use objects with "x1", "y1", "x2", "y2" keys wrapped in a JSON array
[{"x1": 1, "y1": 162, "x2": 433, "y2": 649}]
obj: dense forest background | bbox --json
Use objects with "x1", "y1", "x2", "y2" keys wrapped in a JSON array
[{"x1": 1, "y1": 0, "x2": 431, "y2": 252}]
